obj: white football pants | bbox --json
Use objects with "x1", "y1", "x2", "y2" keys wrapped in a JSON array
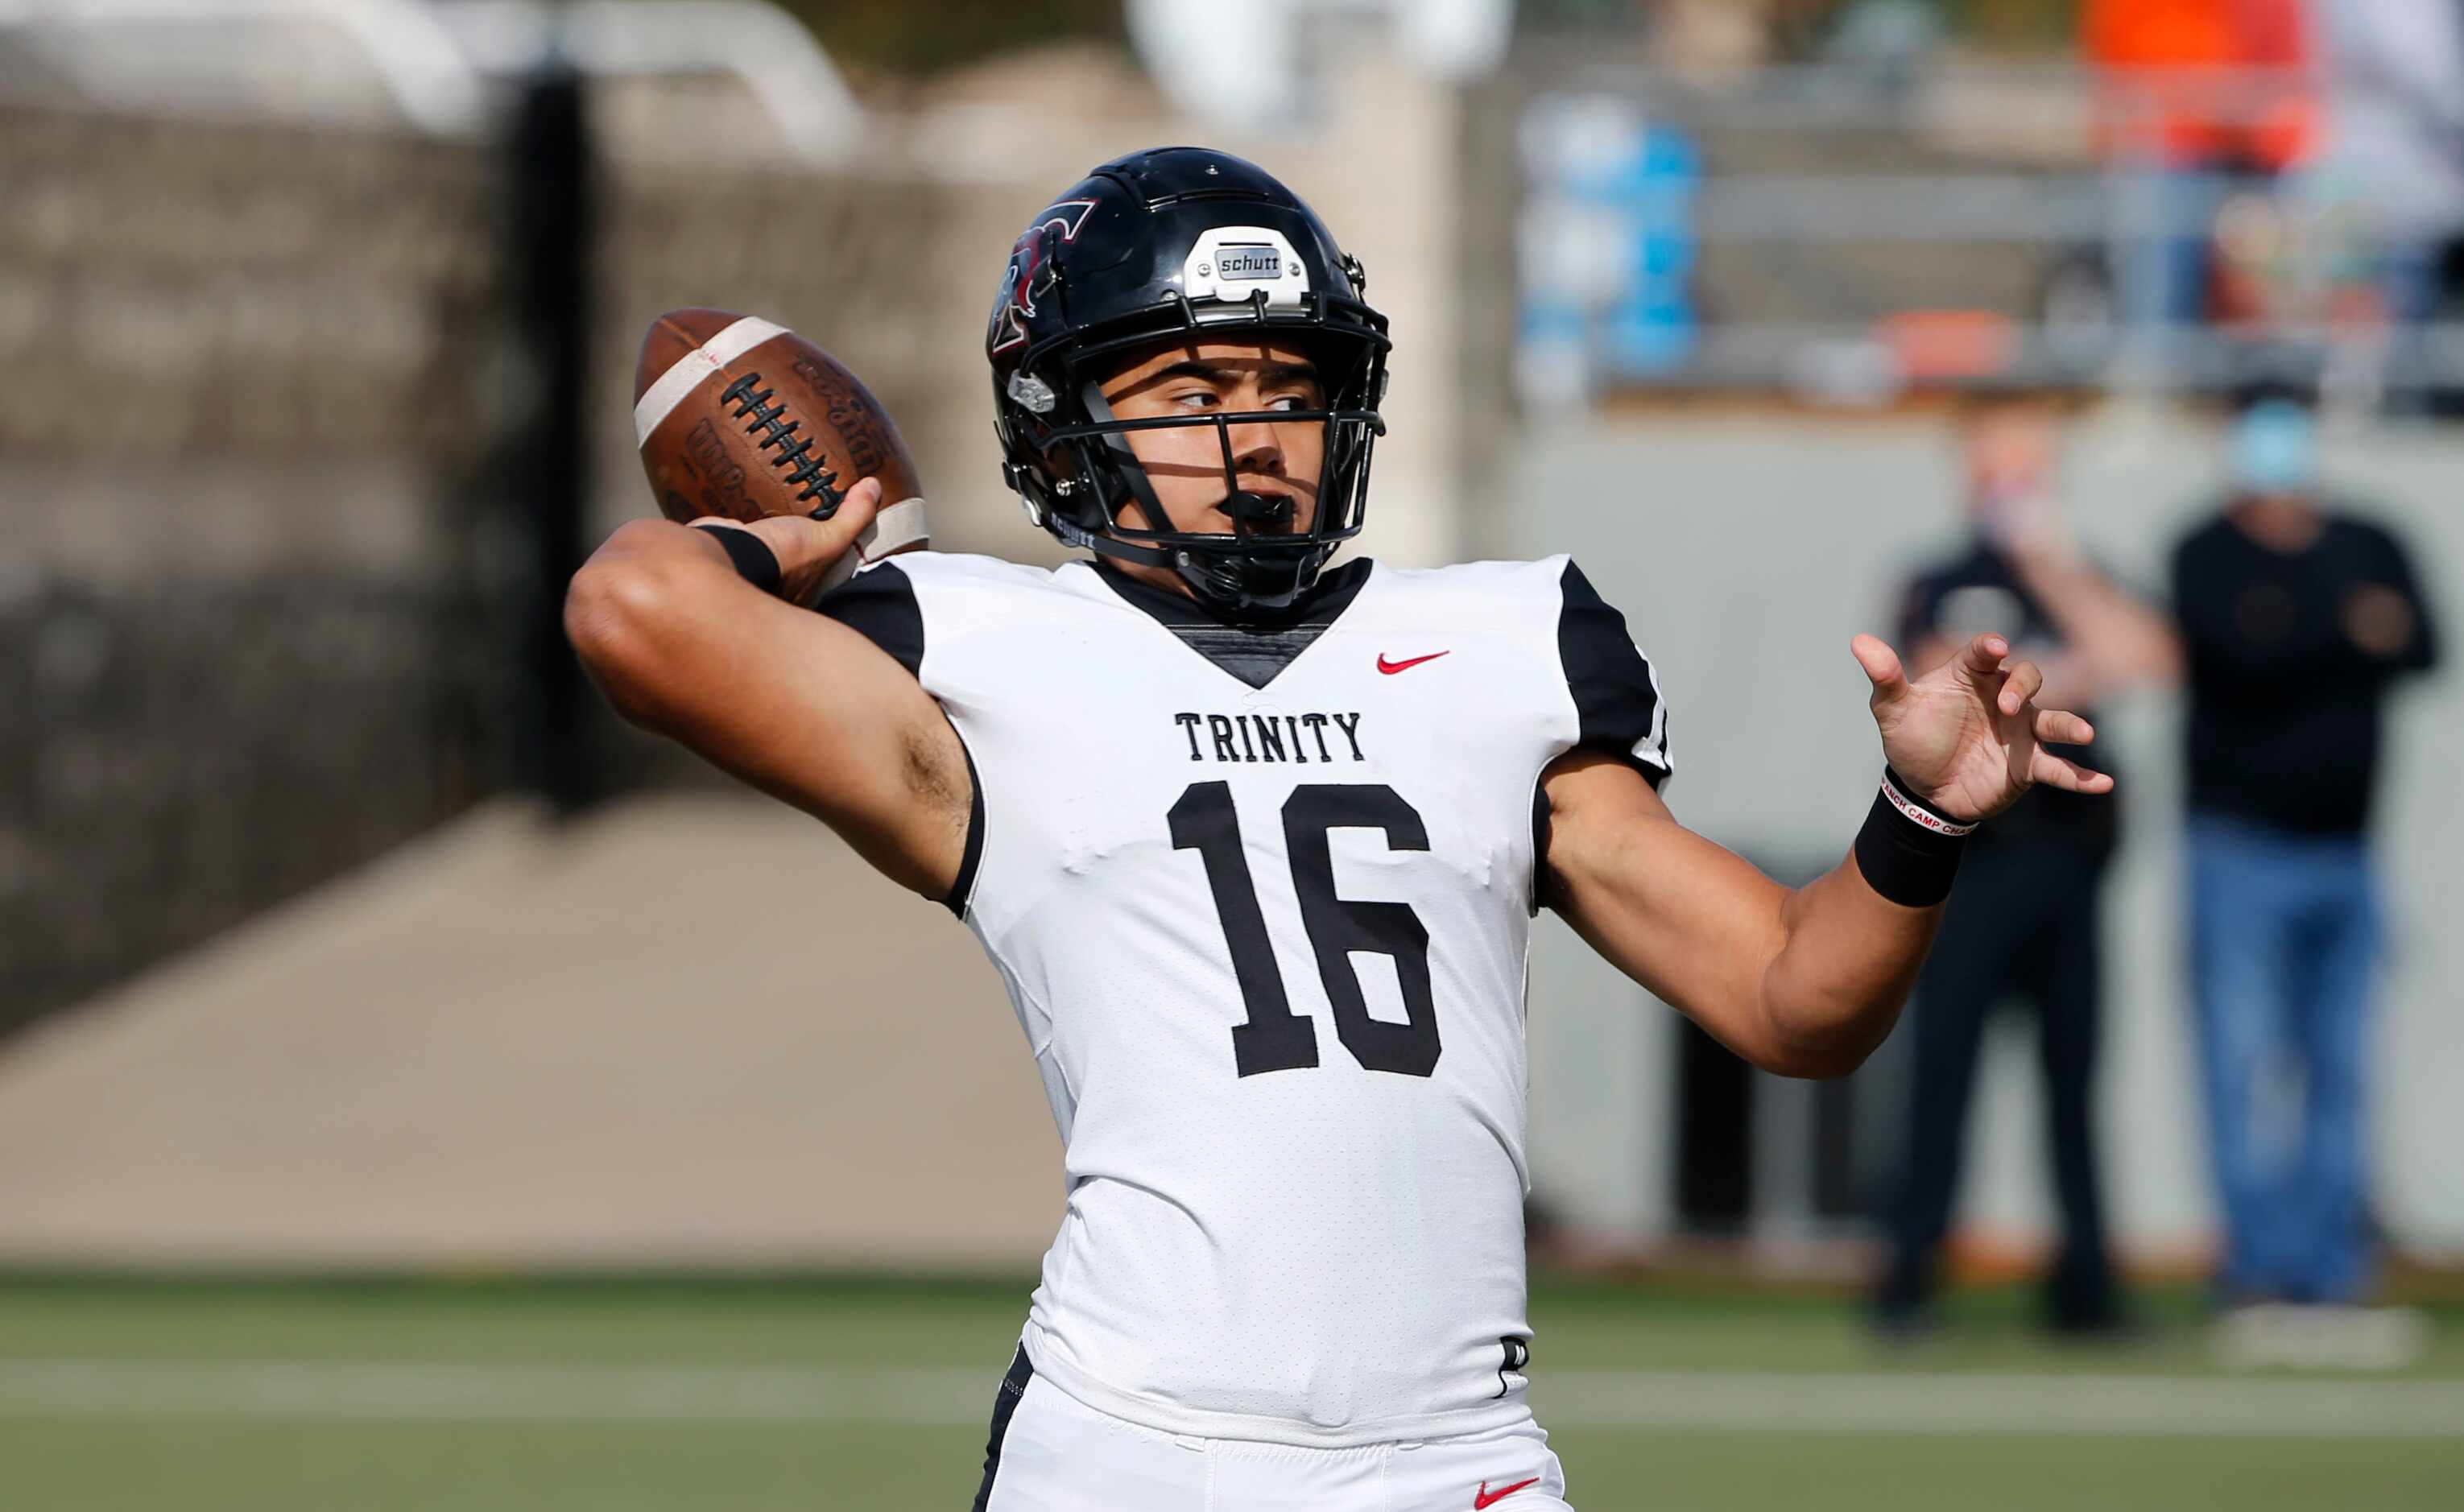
[{"x1": 972, "y1": 1349, "x2": 1574, "y2": 1512}]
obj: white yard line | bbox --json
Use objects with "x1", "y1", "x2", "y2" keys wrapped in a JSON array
[
  {"x1": 0, "y1": 1361, "x2": 2459, "y2": 1439},
  {"x1": 1536, "y1": 1370, "x2": 2464, "y2": 1438},
  {"x1": 0, "y1": 1361, "x2": 992, "y2": 1425}
]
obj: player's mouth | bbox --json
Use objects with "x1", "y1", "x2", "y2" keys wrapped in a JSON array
[{"x1": 1217, "y1": 487, "x2": 1304, "y2": 534}]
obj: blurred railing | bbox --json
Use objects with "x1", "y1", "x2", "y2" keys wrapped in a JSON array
[{"x1": 1495, "y1": 60, "x2": 2464, "y2": 407}]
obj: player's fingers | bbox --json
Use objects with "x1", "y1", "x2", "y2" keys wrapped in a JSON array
[
  {"x1": 837, "y1": 475, "x2": 886, "y2": 518},
  {"x1": 758, "y1": 477, "x2": 880, "y2": 558},
  {"x1": 2034, "y1": 707, "x2": 2096, "y2": 746},
  {"x1": 2029, "y1": 748, "x2": 2115, "y2": 794},
  {"x1": 1850, "y1": 634, "x2": 1908, "y2": 704},
  {"x1": 1998, "y1": 658, "x2": 2044, "y2": 717}
]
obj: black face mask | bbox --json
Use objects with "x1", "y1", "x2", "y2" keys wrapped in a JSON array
[{"x1": 1041, "y1": 361, "x2": 1374, "y2": 621}]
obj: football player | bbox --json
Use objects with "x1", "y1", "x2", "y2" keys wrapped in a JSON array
[{"x1": 565, "y1": 148, "x2": 2110, "y2": 1511}]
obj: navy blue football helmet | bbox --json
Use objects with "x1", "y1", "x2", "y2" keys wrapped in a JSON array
[{"x1": 986, "y1": 147, "x2": 1390, "y2": 616}]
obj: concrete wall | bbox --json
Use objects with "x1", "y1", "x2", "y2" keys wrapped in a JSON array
[{"x1": 1514, "y1": 404, "x2": 2464, "y2": 1261}]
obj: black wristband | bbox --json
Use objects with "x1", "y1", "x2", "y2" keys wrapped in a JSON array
[
  {"x1": 692, "y1": 523, "x2": 782, "y2": 596},
  {"x1": 1854, "y1": 766, "x2": 1976, "y2": 907}
]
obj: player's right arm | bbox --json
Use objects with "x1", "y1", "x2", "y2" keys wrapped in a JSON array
[{"x1": 562, "y1": 477, "x2": 972, "y2": 901}]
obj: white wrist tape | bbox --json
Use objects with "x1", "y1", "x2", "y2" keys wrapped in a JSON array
[
  {"x1": 1879, "y1": 769, "x2": 1978, "y2": 837},
  {"x1": 817, "y1": 496, "x2": 929, "y2": 593}
]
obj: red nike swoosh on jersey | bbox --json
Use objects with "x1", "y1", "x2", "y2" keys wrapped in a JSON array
[
  {"x1": 1474, "y1": 1479, "x2": 1540, "y2": 1509},
  {"x1": 1376, "y1": 651, "x2": 1451, "y2": 675}
]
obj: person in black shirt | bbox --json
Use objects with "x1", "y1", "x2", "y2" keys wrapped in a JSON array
[
  {"x1": 1875, "y1": 401, "x2": 2182, "y2": 1337},
  {"x1": 2172, "y1": 395, "x2": 2441, "y2": 1310}
]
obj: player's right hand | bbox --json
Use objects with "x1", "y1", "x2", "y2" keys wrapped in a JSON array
[{"x1": 695, "y1": 476, "x2": 883, "y2": 604}]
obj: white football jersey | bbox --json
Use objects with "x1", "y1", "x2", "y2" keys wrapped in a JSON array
[{"x1": 819, "y1": 551, "x2": 1669, "y2": 1448}]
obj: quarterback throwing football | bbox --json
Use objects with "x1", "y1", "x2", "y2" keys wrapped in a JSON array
[{"x1": 566, "y1": 149, "x2": 2110, "y2": 1510}]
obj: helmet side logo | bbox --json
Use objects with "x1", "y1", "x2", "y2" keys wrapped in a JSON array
[{"x1": 990, "y1": 199, "x2": 1099, "y2": 355}]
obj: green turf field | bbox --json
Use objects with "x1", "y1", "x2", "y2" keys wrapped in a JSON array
[{"x1": 3, "y1": 1276, "x2": 2457, "y2": 1510}]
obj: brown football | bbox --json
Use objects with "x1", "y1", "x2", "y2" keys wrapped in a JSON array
[{"x1": 632, "y1": 308, "x2": 928, "y2": 597}]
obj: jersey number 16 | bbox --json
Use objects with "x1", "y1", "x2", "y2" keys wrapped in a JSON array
[{"x1": 1168, "y1": 782, "x2": 1441, "y2": 1079}]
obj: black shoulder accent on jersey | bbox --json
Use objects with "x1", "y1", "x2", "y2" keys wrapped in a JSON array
[
  {"x1": 969, "y1": 1345, "x2": 1035, "y2": 1512},
  {"x1": 1092, "y1": 557, "x2": 1374, "y2": 691},
  {"x1": 1529, "y1": 777, "x2": 1552, "y2": 918},
  {"x1": 813, "y1": 560, "x2": 924, "y2": 677},
  {"x1": 944, "y1": 722, "x2": 986, "y2": 920},
  {"x1": 1557, "y1": 559, "x2": 1668, "y2": 787}
]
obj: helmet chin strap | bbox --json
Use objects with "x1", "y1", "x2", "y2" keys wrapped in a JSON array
[
  {"x1": 1055, "y1": 514, "x2": 1316, "y2": 617},
  {"x1": 1052, "y1": 514, "x2": 1174, "y2": 572}
]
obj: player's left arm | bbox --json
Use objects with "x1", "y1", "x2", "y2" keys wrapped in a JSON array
[{"x1": 1541, "y1": 633, "x2": 2109, "y2": 1080}]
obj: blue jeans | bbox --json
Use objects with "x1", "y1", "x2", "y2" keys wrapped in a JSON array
[
  {"x1": 2115, "y1": 163, "x2": 2222, "y2": 364},
  {"x1": 2187, "y1": 814, "x2": 2381, "y2": 1303}
]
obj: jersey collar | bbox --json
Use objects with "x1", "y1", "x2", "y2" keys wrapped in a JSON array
[{"x1": 1087, "y1": 556, "x2": 1376, "y2": 691}]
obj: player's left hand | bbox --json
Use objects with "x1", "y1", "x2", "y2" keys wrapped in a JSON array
[{"x1": 1849, "y1": 631, "x2": 2112, "y2": 824}]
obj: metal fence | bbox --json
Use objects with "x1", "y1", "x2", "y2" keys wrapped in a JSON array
[{"x1": 0, "y1": 104, "x2": 509, "y2": 1034}]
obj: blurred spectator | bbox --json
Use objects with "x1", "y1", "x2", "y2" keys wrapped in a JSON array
[
  {"x1": 2083, "y1": 0, "x2": 2321, "y2": 335},
  {"x1": 2170, "y1": 392, "x2": 2442, "y2": 1316},
  {"x1": 1874, "y1": 400, "x2": 2182, "y2": 1339}
]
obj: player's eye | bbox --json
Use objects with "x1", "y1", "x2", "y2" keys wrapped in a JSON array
[{"x1": 1172, "y1": 390, "x2": 1220, "y2": 410}]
